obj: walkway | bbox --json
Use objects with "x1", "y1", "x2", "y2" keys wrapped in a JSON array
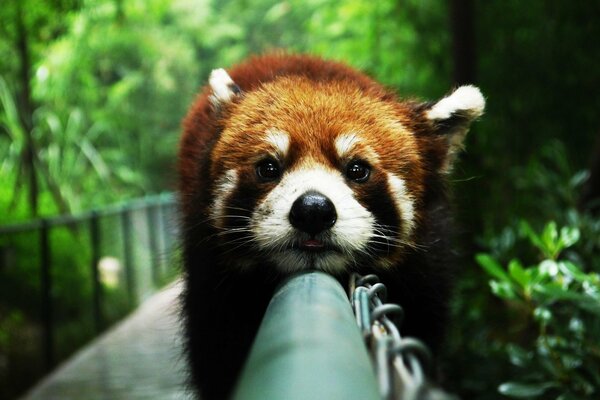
[{"x1": 21, "y1": 282, "x2": 191, "y2": 400}]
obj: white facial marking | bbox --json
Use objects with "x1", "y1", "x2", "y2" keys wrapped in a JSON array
[
  {"x1": 426, "y1": 85, "x2": 485, "y2": 121},
  {"x1": 335, "y1": 132, "x2": 380, "y2": 165},
  {"x1": 251, "y1": 166, "x2": 375, "y2": 273},
  {"x1": 335, "y1": 133, "x2": 361, "y2": 159},
  {"x1": 386, "y1": 173, "x2": 415, "y2": 239},
  {"x1": 209, "y1": 68, "x2": 238, "y2": 106},
  {"x1": 265, "y1": 129, "x2": 290, "y2": 158},
  {"x1": 210, "y1": 169, "x2": 239, "y2": 227}
]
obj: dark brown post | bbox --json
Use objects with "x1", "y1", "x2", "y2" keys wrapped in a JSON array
[
  {"x1": 121, "y1": 208, "x2": 136, "y2": 308},
  {"x1": 146, "y1": 203, "x2": 160, "y2": 287},
  {"x1": 89, "y1": 212, "x2": 103, "y2": 333},
  {"x1": 40, "y1": 219, "x2": 54, "y2": 371}
]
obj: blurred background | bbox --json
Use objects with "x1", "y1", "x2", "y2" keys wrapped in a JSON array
[{"x1": 1, "y1": 0, "x2": 599, "y2": 399}]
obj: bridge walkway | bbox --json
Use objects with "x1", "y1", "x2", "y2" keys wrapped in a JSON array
[{"x1": 21, "y1": 282, "x2": 191, "y2": 400}]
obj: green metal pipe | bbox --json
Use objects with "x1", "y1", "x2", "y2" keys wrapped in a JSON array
[{"x1": 233, "y1": 271, "x2": 380, "y2": 400}]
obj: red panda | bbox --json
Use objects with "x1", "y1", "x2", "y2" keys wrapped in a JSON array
[{"x1": 178, "y1": 53, "x2": 484, "y2": 399}]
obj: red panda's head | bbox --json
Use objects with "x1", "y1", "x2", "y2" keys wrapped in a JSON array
[{"x1": 180, "y1": 55, "x2": 484, "y2": 274}]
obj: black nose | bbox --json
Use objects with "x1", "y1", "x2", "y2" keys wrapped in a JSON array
[{"x1": 289, "y1": 191, "x2": 337, "y2": 235}]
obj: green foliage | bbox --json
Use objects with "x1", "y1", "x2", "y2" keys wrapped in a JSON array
[
  {"x1": 446, "y1": 140, "x2": 599, "y2": 399},
  {"x1": 1, "y1": 0, "x2": 200, "y2": 219},
  {"x1": 0, "y1": 0, "x2": 81, "y2": 85},
  {"x1": 476, "y1": 220, "x2": 600, "y2": 399},
  {"x1": 203, "y1": 0, "x2": 451, "y2": 96},
  {"x1": 0, "y1": 78, "x2": 27, "y2": 212},
  {"x1": 33, "y1": 0, "x2": 199, "y2": 199}
]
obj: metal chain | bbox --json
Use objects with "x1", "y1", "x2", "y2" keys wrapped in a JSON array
[{"x1": 350, "y1": 274, "x2": 459, "y2": 400}]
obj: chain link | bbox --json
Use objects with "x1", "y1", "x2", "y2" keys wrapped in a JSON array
[{"x1": 350, "y1": 274, "x2": 459, "y2": 400}]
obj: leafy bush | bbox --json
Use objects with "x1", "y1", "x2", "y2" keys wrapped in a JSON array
[
  {"x1": 445, "y1": 140, "x2": 599, "y2": 399},
  {"x1": 477, "y1": 220, "x2": 600, "y2": 399}
]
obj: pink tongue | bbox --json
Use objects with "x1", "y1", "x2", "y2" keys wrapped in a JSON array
[{"x1": 302, "y1": 239, "x2": 324, "y2": 249}]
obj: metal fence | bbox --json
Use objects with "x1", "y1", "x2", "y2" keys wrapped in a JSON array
[{"x1": 0, "y1": 193, "x2": 178, "y2": 377}]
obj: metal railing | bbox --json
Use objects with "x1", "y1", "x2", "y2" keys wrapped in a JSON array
[
  {"x1": 0, "y1": 193, "x2": 178, "y2": 373},
  {"x1": 234, "y1": 271, "x2": 457, "y2": 400},
  {"x1": 234, "y1": 271, "x2": 381, "y2": 400}
]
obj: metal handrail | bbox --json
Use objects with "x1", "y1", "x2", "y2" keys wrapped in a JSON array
[
  {"x1": 233, "y1": 271, "x2": 381, "y2": 400},
  {"x1": 0, "y1": 192, "x2": 175, "y2": 234},
  {"x1": 234, "y1": 271, "x2": 457, "y2": 400}
]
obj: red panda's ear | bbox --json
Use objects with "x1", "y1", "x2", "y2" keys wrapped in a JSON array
[
  {"x1": 208, "y1": 68, "x2": 242, "y2": 108},
  {"x1": 424, "y1": 85, "x2": 485, "y2": 173}
]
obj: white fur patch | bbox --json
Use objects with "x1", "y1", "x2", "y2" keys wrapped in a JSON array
[
  {"x1": 335, "y1": 133, "x2": 361, "y2": 159},
  {"x1": 209, "y1": 68, "x2": 238, "y2": 106},
  {"x1": 386, "y1": 173, "x2": 416, "y2": 239},
  {"x1": 210, "y1": 169, "x2": 239, "y2": 227},
  {"x1": 265, "y1": 129, "x2": 290, "y2": 158},
  {"x1": 335, "y1": 132, "x2": 380, "y2": 164},
  {"x1": 251, "y1": 166, "x2": 375, "y2": 273},
  {"x1": 426, "y1": 85, "x2": 485, "y2": 121}
]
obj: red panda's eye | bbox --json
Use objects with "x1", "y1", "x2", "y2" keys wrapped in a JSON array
[
  {"x1": 346, "y1": 161, "x2": 370, "y2": 182},
  {"x1": 256, "y1": 159, "x2": 281, "y2": 181}
]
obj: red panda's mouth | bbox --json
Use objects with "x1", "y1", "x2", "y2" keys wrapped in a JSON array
[
  {"x1": 294, "y1": 239, "x2": 340, "y2": 253},
  {"x1": 300, "y1": 239, "x2": 325, "y2": 251}
]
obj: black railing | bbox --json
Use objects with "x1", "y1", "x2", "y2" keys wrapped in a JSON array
[{"x1": 0, "y1": 193, "x2": 178, "y2": 376}]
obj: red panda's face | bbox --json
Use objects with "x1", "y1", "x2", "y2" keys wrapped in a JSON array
[
  {"x1": 207, "y1": 76, "x2": 429, "y2": 273},
  {"x1": 191, "y1": 68, "x2": 484, "y2": 274}
]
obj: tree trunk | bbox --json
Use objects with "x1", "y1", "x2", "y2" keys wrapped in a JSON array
[
  {"x1": 450, "y1": 0, "x2": 476, "y2": 85},
  {"x1": 16, "y1": 1, "x2": 39, "y2": 216}
]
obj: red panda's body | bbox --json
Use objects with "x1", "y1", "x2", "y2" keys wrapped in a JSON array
[{"x1": 179, "y1": 54, "x2": 484, "y2": 399}]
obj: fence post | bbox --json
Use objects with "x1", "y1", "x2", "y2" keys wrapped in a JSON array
[
  {"x1": 146, "y1": 203, "x2": 160, "y2": 287},
  {"x1": 155, "y1": 199, "x2": 166, "y2": 278},
  {"x1": 89, "y1": 211, "x2": 103, "y2": 333},
  {"x1": 159, "y1": 194, "x2": 173, "y2": 275},
  {"x1": 39, "y1": 219, "x2": 54, "y2": 371},
  {"x1": 121, "y1": 208, "x2": 136, "y2": 308}
]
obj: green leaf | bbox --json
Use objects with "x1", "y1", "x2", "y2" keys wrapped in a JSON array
[
  {"x1": 557, "y1": 261, "x2": 588, "y2": 282},
  {"x1": 559, "y1": 226, "x2": 580, "y2": 249},
  {"x1": 533, "y1": 284, "x2": 600, "y2": 315},
  {"x1": 509, "y1": 259, "x2": 529, "y2": 287},
  {"x1": 490, "y1": 280, "x2": 517, "y2": 299},
  {"x1": 541, "y1": 221, "x2": 559, "y2": 258},
  {"x1": 498, "y1": 381, "x2": 558, "y2": 398},
  {"x1": 476, "y1": 253, "x2": 510, "y2": 282},
  {"x1": 569, "y1": 170, "x2": 590, "y2": 188},
  {"x1": 506, "y1": 344, "x2": 531, "y2": 367},
  {"x1": 519, "y1": 220, "x2": 547, "y2": 255}
]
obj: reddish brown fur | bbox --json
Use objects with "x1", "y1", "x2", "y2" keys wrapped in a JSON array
[
  {"x1": 179, "y1": 53, "x2": 463, "y2": 399},
  {"x1": 179, "y1": 52, "x2": 447, "y2": 233}
]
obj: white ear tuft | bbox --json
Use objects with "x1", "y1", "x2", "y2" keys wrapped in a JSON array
[
  {"x1": 424, "y1": 85, "x2": 485, "y2": 173},
  {"x1": 426, "y1": 85, "x2": 485, "y2": 121},
  {"x1": 209, "y1": 68, "x2": 240, "y2": 106}
]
